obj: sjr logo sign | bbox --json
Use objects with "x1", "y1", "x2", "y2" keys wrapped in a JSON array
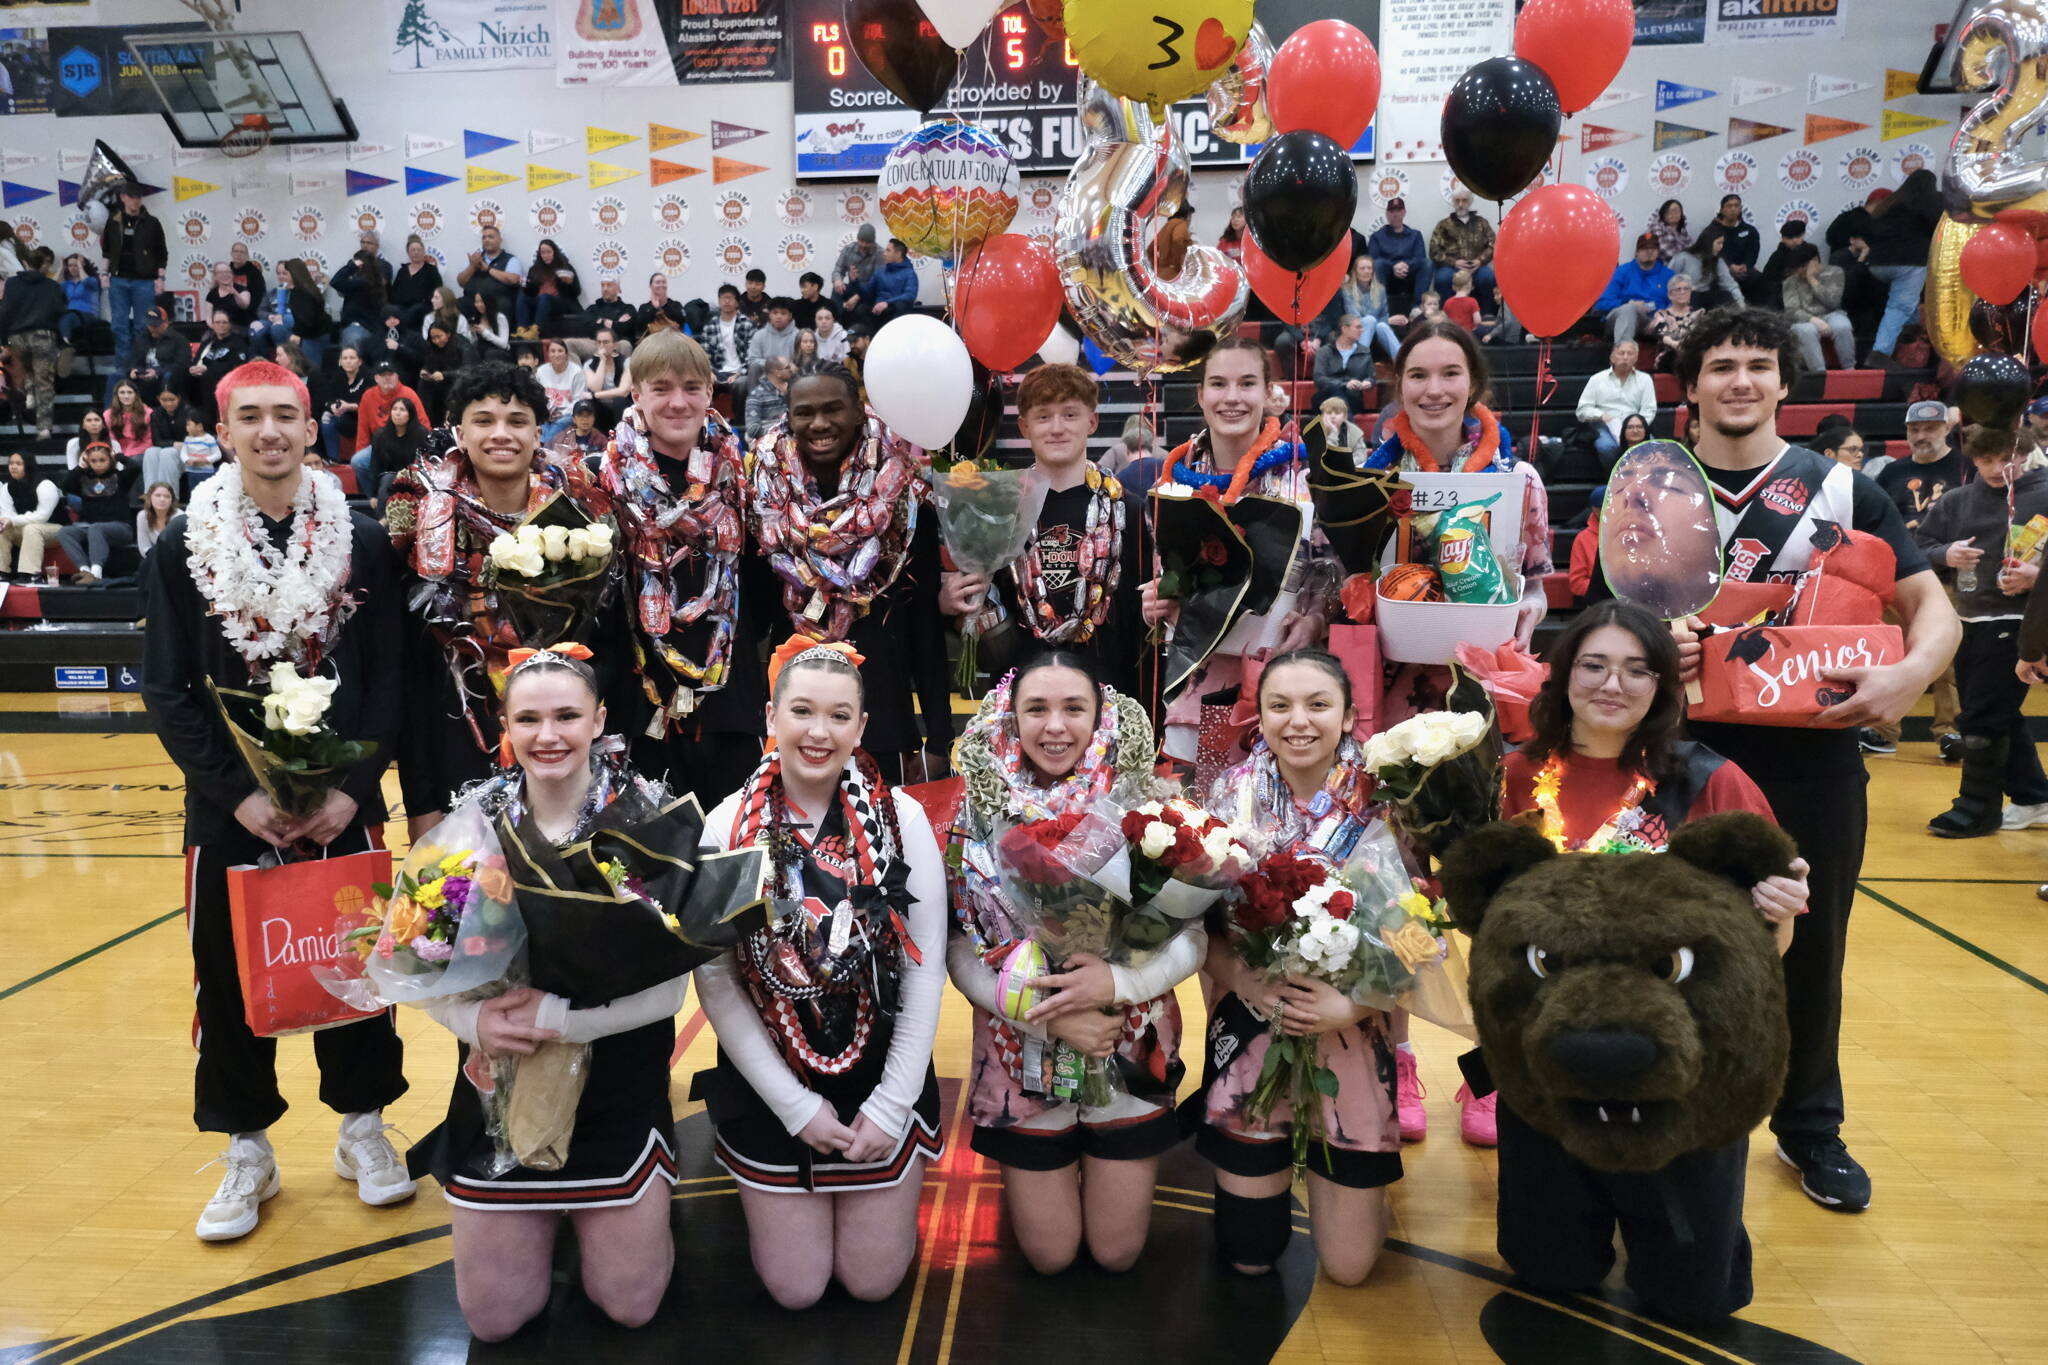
[{"x1": 58, "y1": 46, "x2": 100, "y2": 99}]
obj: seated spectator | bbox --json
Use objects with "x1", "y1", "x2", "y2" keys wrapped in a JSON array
[
  {"x1": 318, "y1": 345, "x2": 369, "y2": 464},
  {"x1": 0, "y1": 246, "x2": 63, "y2": 440},
  {"x1": 469, "y1": 290, "x2": 512, "y2": 357},
  {"x1": 1485, "y1": 283, "x2": 1526, "y2": 346},
  {"x1": 332, "y1": 242, "x2": 395, "y2": 354},
  {"x1": 1321, "y1": 254, "x2": 1402, "y2": 358},
  {"x1": 1218, "y1": 206, "x2": 1247, "y2": 263},
  {"x1": 1406, "y1": 292, "x2": 1444, "y2": 333},
  {"x1": 1596, "y1": 233, "x2": 1675, "y2": 344},
  {"x1": 1574, "y1": 341, "x2": 1656, "y2": 468},
  {"x1": 136, "y1": 480, "x2": 178, "y2": 557},
  {"x1": 1099, "y1": 416, "x2": 1154, "y2": 479},
  {"x1": 188, "y1": 312, "x2": 250, "y2": 421},
  {"x1": 115, "y1": 306, "x2": 187, "y2": 407},
  {"x1": 746, "y1": 355, "x2": 795, "y2": 441},
  {"x1": 513, "y1": 343, "x2": 542, "y2": 373},
  {"x1": 104, "y1": 381, "x2": 154, "y2": 460},
  {"x1": 55, "y1": 441, "x2": 140, "y2": 584},
  {"x1": 1647, "y1": 199, "x2": 1691, "y2": 263},
  {"x1": 516, "y1": 238, "x2": 581, "y2": 340},
  {"x1": 813, "y1": 306, "x2": 850, "y2": 364},
  {"x1": 548, "y1": 398, "x2": 607, "y2": 465},
  {"x1": 796, "y1": 271, "x2": 836, "y2": 324},
  {"x1": 1693, "y1": 194, "x2": 1764, "y2": 303},
  {"x1": 65, "y1": 408, "x2": 111, "y2": 470},
  {"x1": 139, "y1": 395, "x2": 191, "y2": 493},
  {"x1": 457, "y1": 223, "x2": 521, "y2": 320},
  {"x1": 421, "y1": 285, "x2": 471, "y2": 343},
  {"x1": 1429, "y1": 188, "x2": 1496, "y2": 301},
  {"x1": 1781, "y1": 242, "x2": 1856, "y2": 371},
  {"x1": 583, "y1": 328, "x2": 630, "y2": 420},
  {"x1": 2029, "y1": 396, "x2": 2048, "y2": 447},
  {"x1": 793, "y1": 328, "x2": 820, "y2": 373},
  {"x1": 1646, "y1": 274, "x2": 1705, "y2": 369},
  {"x1": 350, "y1": 359, "x2": 423, "y2": 494},
  {"x1": 702, "y1": 285, "x2": 754, "y2": 383},
  {"x1": 57, "y1": 253, "x2": 102, "y2": 352},
  {"x1": 632, "y1": 272, "x2": 688, "y2": 340},
  {"x1": 226, "y1": 241, "x2": 266, "y2": 313},
  {"x1": 389, "y1": 233, "x2": 443, "y2": 323},
  {"x1": 1617, "y1": 412, "x2": 1651, "y2": 453},
  {"x1": 362, "y1": 394, "x2": 426, "y2": 512},
  {"x1": 177, "y1": 408, "x2": 220, "y2": 496},
  {"x1": 1443, "y1": 269, "x2": 1483, "y2": 331},
  {"x1": 1313, "y1": 315, "x2": 1376, "y2": 415},
  {"x1": 414, "y1": 317, "x2": 476, "y2": 424},
  {"x1": 832, "y1": 225, "x2": 882, "y2": 319},
  {"x1": 534, "y1": 338, "x2": 588, "y2": 441},
  {"x1": 364, "y1": 303, "x2": 421, "y2": 384},
  {"x1": 580, "y1": 274, "x2": 637, "y2": 349},
  {"x1": 1760, "y1": 218, "x2": 1811, "y2": 296},
  {"x1": 738, "y1": 268, "x2": 771, "y2": 325},
  {"x1": 1568, "y1": 485, "x2": 1606, "y2": 600},
  {"x1": 869, "y1": 239, "x2": 922, "y2": 321},
  {"x1": 202, "y1": 261, "x2": 257, "y2": 332},
  {"x1": 1312, "y1": 395, "x2": 1369, "y2": 459},
  {"x1": 1368, "y1": 197, "x2": 1431, "y2": 316},
  {"x1": 249, "y1": 258, "x2": 332, "y2": 367},
  {"x1": 0, "y1": 449, "x2": 61, "y2": 581},
  {"x1": 748, "y1": 298, "x2": 800, "y2": 370},
  {"x1": 1814, "y1": 425, "x2": 1868, "y2": 474}
]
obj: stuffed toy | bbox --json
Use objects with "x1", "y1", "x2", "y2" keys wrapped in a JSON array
[{"x1": 1439, "y1": 811, "x2": 1794, "y2": 1325}]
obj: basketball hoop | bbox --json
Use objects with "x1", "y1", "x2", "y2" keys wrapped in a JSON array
[{"x1": 219, "y1": 114, "x2": 272, "y2": 158}]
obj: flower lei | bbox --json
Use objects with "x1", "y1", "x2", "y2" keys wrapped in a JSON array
[
  {"x1": 1011, "y1": 466, "x2": 1126, "y2": 645},
  {"x1": 184, "y1": 462, "x2": 356, "y2": 672},
  {"x1": 1364, "y1": 404, "x2": 1509, "y2": 473},
  {"x1": 748, "y1": 412, "x2": 929, "y2": 642},
  {"x1": 598, "y1": 406, "x2": 744, "y2": 699},
  {"x1": 1168, "y1": 418, "x2": 1301, "y2": 503},
  {"x1": 1216, "y1": 736, "x2": 1378, "y2": 863},
  {"x1": 1531, "y1": 753, "x2": 1659, "y2": 854}
]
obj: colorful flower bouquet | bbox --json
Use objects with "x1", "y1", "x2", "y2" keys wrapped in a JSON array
[
  {"x1": 1119, "y1": 796, "x2": 1255, "y2": 918},
  {"x1": 485, "y1": 491, "x2": 616, "y2": 650},
  {"x1": 210, "y1": 663, "x2": 377, "y2": 822},
  {"x1": 1360, "y1": 705, "x2": 1501, "y2": 858},
  {"x1": 930, "y1": 460, "x2": 1049, "y2": 694}
]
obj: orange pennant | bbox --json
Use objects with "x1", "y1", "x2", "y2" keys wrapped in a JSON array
[
  {"x1": 650, "y1": 123, "x2": 702, "y2": 151},
  {"x1": 1804, "y1": 113, "x2": 1869, "y2": 145},
  {"x1": 713, "y1": 155, "x2": 768, "y2": 184},
  {"x1": 651, "y1": 158, "x2": 703, "y2": 185}
]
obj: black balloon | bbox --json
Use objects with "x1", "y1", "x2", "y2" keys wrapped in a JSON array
[
  {"x1": 1244, "y1": 130, "x2": 1358, "y2": 275},
  {"x1": 1969, "y1": 293, "x2": 2032, "y2": 354},
  {"x1": 1953, "y1": 350, "x2": 2033, "y2": 428},
  {"x1": 844, "y1": 0, "x2": 958, "y2": 115},
  {"x1": 1441, "y1": 57, "x2": 1562, "y2": 202}
]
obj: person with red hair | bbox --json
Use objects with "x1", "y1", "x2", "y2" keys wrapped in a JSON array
[{"x1": 138, "y1": 358, "x2": 413, "y2": 1244}]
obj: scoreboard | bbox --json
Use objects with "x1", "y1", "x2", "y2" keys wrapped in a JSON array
[{"x1": 790, "y1": 0, "x2": 1375, "y2": 181}]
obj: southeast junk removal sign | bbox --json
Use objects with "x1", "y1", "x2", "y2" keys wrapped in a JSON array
[
  {"x1": 387, "y1": 0, "x2": 553, "y2": 72},
  {"x1": 49, "y1": 21, "x2": 209, "y2": 117},
  {"x1": 556, "y1": 0, "x2": 788, "y2": 88}
]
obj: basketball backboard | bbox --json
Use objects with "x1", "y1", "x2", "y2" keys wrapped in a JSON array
[{"x1": 121, "y1": 29, "x2": 354, "y2": 149}]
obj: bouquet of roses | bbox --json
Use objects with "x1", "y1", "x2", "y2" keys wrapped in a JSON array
[
  {"x1": 930, "y1": 459, "x2": 1048, "y2": 694},
  {"x1": 1360, "y1": 705, "x2": 1501, "y2": 858},
  {"x1": 210, "y1": 663, "x2": 377, "y2": 822},
  {"x1": 1119, "y1": 796, "x2": 1255, "y2": 918},
  {"x1": 484, "y1": 491, "x2": 617, "y2": 649}
]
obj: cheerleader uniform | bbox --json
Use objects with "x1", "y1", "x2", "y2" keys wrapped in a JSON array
[
  {"x1": 1187, "y1": 741, "x2": 1404, "y2": 1189},
  {"x1": 409, "y1": 767, "x2": 686, "y2": 1211},
  {"x1": 693, "y1": 758, "x2": 948, "y2": 1192}
]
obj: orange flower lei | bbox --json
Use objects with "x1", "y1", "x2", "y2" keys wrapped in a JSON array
[
  {"x1": 1531, "y1": 753, "x2": 1657, "y2": 854},
  {"x1": 1388, "y1": 403, "x2": 1504, "y2": 473}
]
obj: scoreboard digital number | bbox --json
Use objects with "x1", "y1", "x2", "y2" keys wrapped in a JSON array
[{"x1": 790, "y1": 0, "x2": 1371, "y2": 180}]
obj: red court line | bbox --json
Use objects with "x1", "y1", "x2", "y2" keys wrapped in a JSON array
[{"x1": 669, "y1": 1006, "x2": 708, "y2": 1069}]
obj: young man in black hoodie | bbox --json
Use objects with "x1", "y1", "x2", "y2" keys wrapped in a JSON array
[
  {"x1": 139, "y1": 358, "x2": 411, "y2": 1243},
  {"x1": 0, "y1": 245, "x2": 63, "y2": 438}
]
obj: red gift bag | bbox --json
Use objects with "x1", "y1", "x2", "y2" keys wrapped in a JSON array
[
  {"x1": 226, "y1": 848, "x2": 393, "y2": 1037},
  {"x1": 1690, "y1": 624, "x2": 1905, "y2": 728}
]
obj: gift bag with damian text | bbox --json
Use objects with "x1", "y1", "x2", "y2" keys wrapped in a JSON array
[{"x1": 227, "y1": 849, "x2": 393, "y2": 1037}]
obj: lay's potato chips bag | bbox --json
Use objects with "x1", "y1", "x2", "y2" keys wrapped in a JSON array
[{"x1": 1436, "y1": 494, "x2": 1512, "y2": 605}]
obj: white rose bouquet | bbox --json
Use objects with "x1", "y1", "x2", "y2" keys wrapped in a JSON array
[
  {"x1": 210, "y1": 662, "x2": 378, "y2": 821},
  {"x1": 1118, "y1": 796, "x2": 1255, "y2": 920},
  {"x1": 484, "y1": 493, "x2": 616, "y2": 650},
  {"x1": 1360, "y1": 705, "x2": 1501, "y2": 857}
]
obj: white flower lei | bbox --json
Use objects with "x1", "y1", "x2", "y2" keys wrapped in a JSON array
[{"x1": 185, "y1": 462, "x2": 357, "y2": 669}]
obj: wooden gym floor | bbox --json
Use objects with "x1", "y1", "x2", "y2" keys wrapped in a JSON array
[{"x1": 0, "y1": 696, "x2": 2043, "y2": 1364}]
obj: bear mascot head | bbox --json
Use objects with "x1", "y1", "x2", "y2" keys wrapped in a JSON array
[{"x1": 1440, "y1": 811, "x2": 1793, "y2": 1173}]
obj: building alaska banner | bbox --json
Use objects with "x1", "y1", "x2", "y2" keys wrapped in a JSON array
[
  {"x1": 387, "y1": 0, "x2": 554, "y2": 72},
  {"x1": 555, "y1": 0, "x2": 788, "y2": 88}
]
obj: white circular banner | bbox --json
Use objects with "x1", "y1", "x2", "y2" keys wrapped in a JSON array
[
  {"x1": 589, "y1": 240, "x2": 629, "y2": 277},
  {"x1": 1714, "y1": 150, "x2": 1759, "y2": 196},
  {"x1": 1837, "y1": 145, "x2": 1882, "y2": 192},
  {"x1": 1023, "y1": 180, "x2": 1059, "y2": 219},
  {"x1": 1584, "y1": 156, "x2": 1629, "y2": 200},
  {"x1": 589, "y1": 195, "x2": 628, "y2": 233},
  {"x1": 654, "y1": 192, "x2": 690, "y2": 231},
  {"x1": 530, "y1": 196, "x2": 568, "y2": 235},
  {"x1": 1776, "y1": 198, "x2": 1821, "y2": 231},
  {"x1": 180, "y1": 253, "x2": 209, "y2": 287},
  {"x1": 1891, "y1": 142, "x2": 1936, "y2": 184},
  {"x1": 776, "y1": 232, "x2": 817, "y2": 273},
  {"x1": 836, "y1": 188, "x2": 873, "y2": 224},
  {"x1": 346, "y1": 202, "x2": 385, "y2": 239},
  {"x1": 1438, "y1": 168, "x2": 1467, "y2": 203},
  {"x1": 232, "y1": 206, "x2": 268, "y2": 243},
  {"x1": 469, "y1": 199, "x2": 506, "y2": 234},
  {"x1": 716, "y1": 235, "x2": 752, "y2": 270},
  {"x1": 777, "y1": 187, "x2": 814, "y2": 227},
  {"x1": 1777, "y1": 148, "x2": 1824, "y2": 195},
  {"x1": 288, "y1": 204, "x2": 326, "y2": 244},
  {"x1": 8, "y1": 217, "x2": 38, "y2": 248},
  {"x1": 654, "y1": 238, "x2": 690, "y2": 274},
  {"x1": 176, "y1": 209, "x2": 212, "y2": 247},
  {"x1": 1369, "y1": 167, "x2": 1410, "y2": 205},
  {"x1": 1647, "y1": 154, "x2": 1692, "y2": 194},
  {"x1": 409, "y1": 200, "x2": 448, "y2": 239}
]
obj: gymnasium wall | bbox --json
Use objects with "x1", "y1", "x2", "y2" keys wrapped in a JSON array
[{"x1": 0, "y1": 0, "x2": 1967, "y2": 314}]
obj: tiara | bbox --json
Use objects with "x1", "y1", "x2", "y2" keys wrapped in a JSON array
[{"x1": 505, "y1": 643, "x2": 594, "y2": 678}]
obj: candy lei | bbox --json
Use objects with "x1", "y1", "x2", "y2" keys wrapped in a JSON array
[
  {"x1": 1221, "y1": 738, "x2": 1378, "y2": 864},
  {"x1": 1532, "y1": 754, "x2": 1659, "y2": 854},
  {"x1": 748, "y1": 414, "x2": 929, "y2": 642},
  {"x1": 1012, "y1": 466, "x2": 1125, "y2": 645},
  {"x1": 600, "y1": 407, "x2": 742, "y2": 690},
  {"x1": 184, "y1": 462, "x2": 355, "y2": 672}
]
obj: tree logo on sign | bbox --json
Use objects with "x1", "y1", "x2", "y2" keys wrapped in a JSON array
[{"x1": 393, "y1": 0, "x2": 458, "y2": 69}]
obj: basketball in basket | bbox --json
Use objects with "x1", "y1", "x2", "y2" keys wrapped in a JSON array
[
  {"x1": 1377, "y1": 562, "x2": 1445, "y2": 602},
  {"x1": 219, "y1": 115, "x2": 273, "y2": 159}
]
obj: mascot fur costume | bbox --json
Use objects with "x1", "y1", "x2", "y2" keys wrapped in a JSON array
[{"x1": 1441, "y1": 811, "x2": 1793, "y2": 1326}]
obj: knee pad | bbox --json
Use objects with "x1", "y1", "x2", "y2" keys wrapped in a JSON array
[{"x1": 1213, "y1": 1189, "x2": 1291, "y2": 1269}]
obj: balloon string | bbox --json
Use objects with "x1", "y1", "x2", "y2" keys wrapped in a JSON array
[
  {"x1": 1291, "y1": 275, "x2": 1307, "y2": 444},
  {"x1": 1526, "y1": 337, "x2": 1556, "y2": 453}
]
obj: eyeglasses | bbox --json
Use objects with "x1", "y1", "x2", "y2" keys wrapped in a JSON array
[{"x1": 1570, "y1": 658, "x2": 1660, "y2": 694}]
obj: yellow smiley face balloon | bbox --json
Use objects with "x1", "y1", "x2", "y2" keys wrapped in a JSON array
[{"x1": 1063, "y1": 0, "x2": 1255, "y2": 115}]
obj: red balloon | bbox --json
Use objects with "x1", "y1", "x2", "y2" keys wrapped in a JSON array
[
  {"x1": 1963, "y1": 222, "x2": 2036, "y2": 305},
  {"x1": 2034, "y1": 300, "x2": 2048, "y2": 365},
  {"x1": 1025, "y1": 0, "x2": 1065, "y2": 39},
  {"x1": 954, "y1": 234, "x2": 1063, "y2": 372},
  {"x1": 1268, "y1": 19, "x2": 1381, "y2": 147},
  {"x1": 1495, "y1": 184, "x2": 1620, "y2": 338},
  {"x1": 1514, "y1": 0, "x2": 1634, "y2": 116},
  {"x1": 1244, "y1": 234, "x2": 1351, "y2": 328}
]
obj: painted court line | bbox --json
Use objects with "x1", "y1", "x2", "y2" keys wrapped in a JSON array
[
  {"x1": 0, "y1": 909, "x2": 183, "y2": 1003},
  {"x1": 1859, "y1": 882, "x2": 2048, "y2": 996}
]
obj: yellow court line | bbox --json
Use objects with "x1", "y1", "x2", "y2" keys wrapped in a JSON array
[
  {"x1": 1564, "y1": 1294, "x2": 1757, "y2": 1364},
  {"x1": 1487, "y1": 1283, "x2": 1702, "y2": 1363},
  {"x1": 932, "y1": 1180, "x2": 981, "y2": 1365},
  {"x1": 893, "y1": 1183, "x2": 950, "y2": 1365}
]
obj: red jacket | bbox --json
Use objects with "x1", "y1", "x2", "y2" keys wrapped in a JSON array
[
  {"x1": 1569, "y1": 514, "x2": 1600, "y2": 599},
  {"x1": 357, "y1": 382, "x2": 423, "y2": 443}
]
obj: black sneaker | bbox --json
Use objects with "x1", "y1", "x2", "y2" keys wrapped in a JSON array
[
  {"x1": 1776, "y1": 1135, "x2": 1871, "y2": 1212},
  {"x1": 1857, "y1": 728, "x2": 1897, "y2": 755},
  {"x1": 1939, "y1": 732, "x2": 1965, "y2": 764}
]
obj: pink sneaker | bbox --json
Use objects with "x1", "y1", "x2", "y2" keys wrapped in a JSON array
[
  {"x1": 1395, "y1": 1049, "x2": 1427, "y2": 1142},
  {"x1": 1455, "y1": 1083, "x2": 1498, "y2": 1147}
]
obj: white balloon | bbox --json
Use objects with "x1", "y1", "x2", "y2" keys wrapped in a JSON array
[
  {"x1": 916, "y1": 0, "x2": 1007, "y2": 51},
  {"x1": 1037, "y1": 323, "x2": 1081, "y2": 365},
  {"x1": 864, "y1": 314, "x2": 974, "y2": 451}
]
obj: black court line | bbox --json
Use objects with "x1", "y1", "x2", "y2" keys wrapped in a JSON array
[
  {"x1": 1862, "y1": 877, "x2": 2042, "y2": 885},
  {"x1": 0, "y1": 909, "x2": 182, "y2": 1003},
  {"x1": 0, "y1": 713, "x2": 154, "y2": 734},
  {"x1": 1858, "y1": 882, "x2": 2048, "y2": 996}
]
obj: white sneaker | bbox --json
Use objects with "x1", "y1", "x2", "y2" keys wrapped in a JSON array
[
  {"x1": 196, "y1": 1134, "x2": 280, "y2": 1242},
  {"x1": 335, "y1": 1111, "x2": 417, "y2": 1206},
  {"x1": 2001, "y1": 802, "x2": 2048, "y2": 830}
]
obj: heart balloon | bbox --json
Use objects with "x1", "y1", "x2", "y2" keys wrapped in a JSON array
[
  {"x1": 955, "y1": 233, "x2": 1064, "y2": 371},
  {"x1": 1514, "y1": 0, "x2": 1634, "y2": 115},
  {"x1": 1243, "y1": 234, "x2": 1351, "y2": 328},
  {"x1": 1961, "y1": 221, "x2": 2036, "y2": 305},
  {"x1": 1243, "y1": 129, "x2": 1358, "y2": 274},
  {"x1": 1495, "y1": 184, "x2": 1619, "y2": 338},
  {"x1": 1268, "y1": 19, "x2": 1381, "y2": 148},
  {"x1": 845, "y1": 0, "x2": 959, "y2": 115},
  {"x1": 1954, "y1": 349, "x2": 2033, "y2": 428},
  {"x1": 1441, "y1": 56, "x2": 1562, "y2": 202}
]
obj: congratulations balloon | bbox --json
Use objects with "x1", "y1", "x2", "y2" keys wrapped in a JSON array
[
  {"x1": 879, "y1": 120, "x2": 1021, "y2": 259},
  {"x1": 1206, "y1": 23, "x2": 1274, "y2": 146},
  {"x1": 1063, "y1": 0, "x2": 1254, "y2": 114}
]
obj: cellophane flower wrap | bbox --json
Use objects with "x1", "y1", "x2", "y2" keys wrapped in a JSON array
[
  {"x1": 1117, "y1": 795, "x2": 1255, "y2": 919},
  {"x1": 930, "y1": 460, "x2": 1048, "y2": 693},
  {"x1": 1330, "y1": 818, "x2": 1476, "y2": 1040},
  {"x1": 484, "y1": 491, "x2": 617, "y2": 650},
  {"x1": 210, "y1": 663, "x2": 377, "y2": 822},
  {"x1": 1360, "y1": 704, "x2": 1501, "y2": 859}
]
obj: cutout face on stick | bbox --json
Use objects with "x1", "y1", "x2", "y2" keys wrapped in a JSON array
[{"x1": 1600, "y1": 440, "x2": 1723, "y2": 622}]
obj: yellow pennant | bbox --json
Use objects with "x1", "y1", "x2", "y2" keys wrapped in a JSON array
[
  {"x1": 1881, "y1": 108, "x2": 1947, "y2": 142},
  {"x1": 1883, "y1": 69, "x2": 1920, "y2": 102},
  {"x1": 589, "y1": 160, "x2": 639, "y2": 188},
  {"x1": 526, "y1": 163, "x2": 577, "y2": 192},
  {"x1": 173, "y1": 176, "x2": 219, "y2": 202},
  {"x1": 586, "y1": 126, "x2": 636, "y2": 155},
  {"x1": 650, "y1": 123, "x2": 702, "y2": 151},
  {"x1": 467, "y1": 164, "x2": 517, "y2": 193}
]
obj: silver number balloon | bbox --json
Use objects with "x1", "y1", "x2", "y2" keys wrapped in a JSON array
[
  {"x1": 1054, "y1": 81, "x2": 1249, "y2": 375},
  {"x1": 1944, "y1": 0, "x2": 2048, "y2": 217},
  {"x1": 1206, "y1": 22, "x2": 1274, "y2": 146}
]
